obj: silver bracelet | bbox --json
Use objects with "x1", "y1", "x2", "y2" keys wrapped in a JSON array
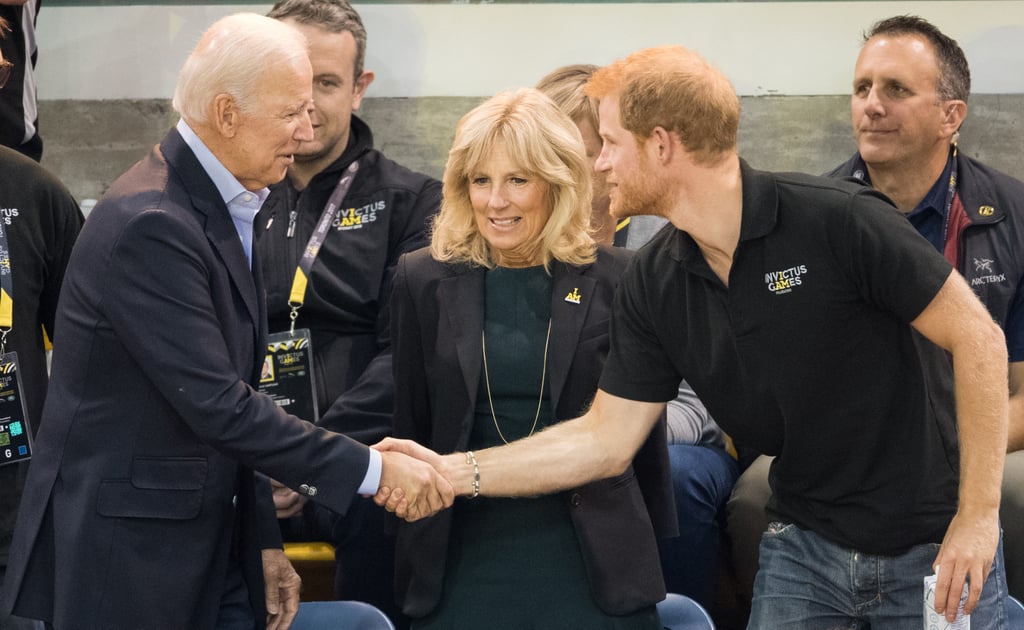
[{"x1": 465, "y1": 450, "x2": 480, "y2": 498}]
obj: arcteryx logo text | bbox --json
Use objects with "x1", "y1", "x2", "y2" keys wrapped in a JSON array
[
  {"x1": 971, "y1": 257, "x2": 1006, "y2": 287},
  {"x1": 765, "y1": 264, "x2": 808, "y2": 295},
  {"x1": 334, "y1": 200, "x2": 384, "y2": 231}
]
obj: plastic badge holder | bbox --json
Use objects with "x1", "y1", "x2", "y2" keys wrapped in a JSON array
[{"x1": 924, "y1": 573, "x2": 970, "y2": 629}]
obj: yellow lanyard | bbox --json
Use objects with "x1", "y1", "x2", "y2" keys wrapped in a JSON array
[
  {"x1": 286, "y1": 160, "x2": 360, "y2": 333},
  {"x1": 0, "y1": 221, "x2": 13, "y2": 353}
]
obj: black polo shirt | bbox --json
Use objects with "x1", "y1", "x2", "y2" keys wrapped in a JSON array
[{"x1": 601, "y1": 160, "x2": 958, "y2": 555}]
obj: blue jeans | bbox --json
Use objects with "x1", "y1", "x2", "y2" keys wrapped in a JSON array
[
  {"x1": 657, "y1": 444, "x2": 739, "y2": 609},
  {"x1": 749, "y1": 521, "x2": 1008, "y2": 629}
]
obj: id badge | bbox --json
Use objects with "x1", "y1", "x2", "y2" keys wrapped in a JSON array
[
  {"x1": 258, "y1": 329, "x2": 320, "y2": 422},
  {"x1": 0, "y1": 352, "x2": 32, "y2": 466}
]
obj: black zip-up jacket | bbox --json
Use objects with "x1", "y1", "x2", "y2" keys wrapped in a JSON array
[
  {"x1": 255, "y1": 115, "x2": 441, "y2": 443},
  {"x1": 829, "y1": 149, "x2": 1024, "y2": 362}
]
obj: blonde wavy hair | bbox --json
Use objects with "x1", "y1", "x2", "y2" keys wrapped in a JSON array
[{"x1": 430, "y1": 88, "x2": 596, "y2": 269}]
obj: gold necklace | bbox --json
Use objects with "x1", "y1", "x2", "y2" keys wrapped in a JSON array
[{"x1": 481, "y1": 319, "x2": 552, "y2": 444}]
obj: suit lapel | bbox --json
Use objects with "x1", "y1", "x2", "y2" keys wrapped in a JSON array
[
  {"x1": 439, "y1": 267, "x2": 485, "y2": 437},
  {"x1": 251, "y1": 246, "x2": 269, "y2": 376},
  {"x1": 160, "y1": 130, "x2": 262, "y2": 332},
  {"x1": 202, "y1": 205, "x2": 261, "y2": 331},
  {"x1": 549, "y1": 262, "x2": 597, "y2": 409}
]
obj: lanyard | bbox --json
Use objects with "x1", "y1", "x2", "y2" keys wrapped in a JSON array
[
  {"x1": 939, "y1": 144, "x2": 960, "y2": 253},
  {"x1": 286, "y1": 159, "x2": 360, "y2": 334},
  {"x1": 0, "y1": 221, "x2": 12, "y2": 354}
]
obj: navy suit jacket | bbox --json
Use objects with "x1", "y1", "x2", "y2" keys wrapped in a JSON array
[
  {"x1": 391, "y1": 246, "x2": 676, "y2": 618},
  {"x1": 1, "y1": 129, "x2": 372, "y2": 629}
]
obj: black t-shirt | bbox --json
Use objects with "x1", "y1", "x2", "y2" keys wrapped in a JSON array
[
  {"x1": 0, "y1": 145, "x2": 82, "y2": 563},
  {"x1": 600, "y1": 161, "x2": 956, "y2": 555}
]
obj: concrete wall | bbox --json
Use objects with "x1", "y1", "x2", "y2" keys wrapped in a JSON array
[{"x1": 40, "y1": 94, "x2": 1024, "y2": 205}]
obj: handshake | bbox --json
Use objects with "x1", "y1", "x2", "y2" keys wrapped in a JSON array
[
  {"x1": 270, "y1": 438, "x2": 463, "y2": 523},
  {"x1": 370, "y1": 437, "x2": 462, "y2": 522}
]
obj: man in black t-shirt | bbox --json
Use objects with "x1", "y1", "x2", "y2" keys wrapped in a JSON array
[
  {"x1": 376, "y1": 45, "x2": 1010, "y2": 629},
  {"x1": 729, "y1": 15, "x2": 1024, "y2": 610}
]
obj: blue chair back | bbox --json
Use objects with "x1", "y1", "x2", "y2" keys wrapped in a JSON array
[
  {"x1": 1008, "y1": 595, "x2": 1024, "y2": 627},
  {"x1": 290, "y1": 600, "x2": 396, "y2": 630},
  {"x1": 656, "y1": 592, "x2": 715, "y2": 630}
]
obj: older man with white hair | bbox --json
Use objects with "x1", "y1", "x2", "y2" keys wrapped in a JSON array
[{"x1": 0, "y1": 13, "x2": 451, "y2": 630}]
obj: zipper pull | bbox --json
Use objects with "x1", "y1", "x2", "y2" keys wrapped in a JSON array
[
  {"x1": 286, "y1": 210, "x2": 298, "y2": 238},
  {"x1": 264, "y1": 211, "x2": 276, "y2": 231}
]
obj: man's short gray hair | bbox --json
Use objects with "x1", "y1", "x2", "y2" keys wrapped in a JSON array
[{"x1": 172, "y1": 13, "x2": 309, "y2": 125}]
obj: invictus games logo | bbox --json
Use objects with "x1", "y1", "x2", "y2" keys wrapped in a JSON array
[
  {"x1": 971, "y1": 257, "x2": 1006, "y2": 287},
  {"x1": 765, "y1": 264, "x2": 808, "y2": 295},
  {"x1": 279, "y1": 353, "x2": 302, "y2": 366},
  {"x1": 334, "y1": 200, "x2": 385, "y2": 231},
  {"x1": 0, "y1": 208, "x2": 19, "y2": 225}
]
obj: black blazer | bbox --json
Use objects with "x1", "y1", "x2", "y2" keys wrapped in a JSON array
[
  {"x1": 1, "y1": 129, "x2": 374, "y2": 629},
  {"x1": 391, "y1": 245, "x2": 676, "y2": 618}
]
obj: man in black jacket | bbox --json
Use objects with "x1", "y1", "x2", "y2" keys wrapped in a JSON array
[
  {"x1": 258, "y1": 1, "x2": 440, "y2": 623},
  {"x1": 836, "y1": 14, "x2": 1024, "y2": 606}
]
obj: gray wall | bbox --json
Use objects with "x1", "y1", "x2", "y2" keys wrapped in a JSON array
[{"x1": 39, "y1": 94, "x2": 1024, "y2": 205}]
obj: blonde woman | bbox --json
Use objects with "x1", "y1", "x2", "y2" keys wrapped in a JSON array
[{"x1": 388, "y1": 88, "x2": 673, "y2": 628}]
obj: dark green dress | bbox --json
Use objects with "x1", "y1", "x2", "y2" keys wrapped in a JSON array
[{"x1": 412, "y1": 265, "x2": 660, "y2": 630}]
